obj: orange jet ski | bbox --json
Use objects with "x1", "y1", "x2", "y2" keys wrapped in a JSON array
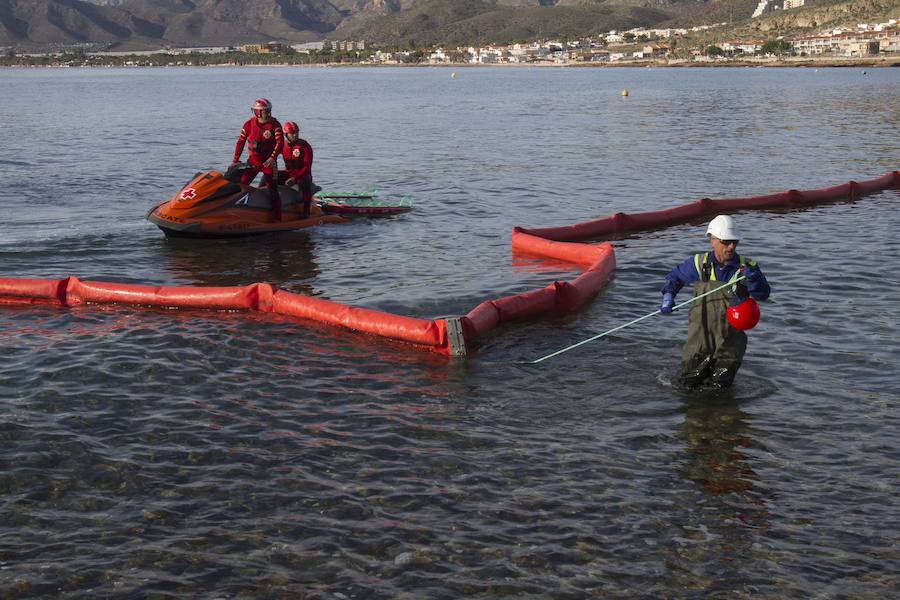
[{"x1": 147, "y1": 165, "x2": 347, "y2": 238}]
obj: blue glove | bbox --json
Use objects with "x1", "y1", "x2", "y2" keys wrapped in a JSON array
[
  {"x1": 743, "y1": 263, "x2": 762, "y2": 282},
  {"x1": 660, "y1": 292, "x2": 675, "y2": 314}
]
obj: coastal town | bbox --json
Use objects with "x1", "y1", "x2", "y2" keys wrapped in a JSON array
[
  {"x1": 3, "y1": 9, "x2": 898, "y2": 68},
  {"x1": 415, "y1": 17, "x2": 900, "y2": 65}
]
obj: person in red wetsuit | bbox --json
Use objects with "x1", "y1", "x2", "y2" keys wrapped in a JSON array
[
  {"x1": 277, "y1": 120, "x2": 314, "y2": 218},
  {"x1": 231, "y1": 98, "x2": 284, "y2": 221}
]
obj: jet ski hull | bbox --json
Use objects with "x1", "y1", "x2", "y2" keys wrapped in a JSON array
[{"x1": 148, "y1": 170, "x2": 347, "y2": 238}]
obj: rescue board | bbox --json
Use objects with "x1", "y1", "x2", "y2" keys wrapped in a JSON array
[{"x1": 316, "y1": 191, "x2": 413, "y2": 216}]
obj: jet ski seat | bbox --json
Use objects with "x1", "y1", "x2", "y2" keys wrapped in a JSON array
[{"x1": 239, "y1": 186, "x2": 305, "y2": 210}]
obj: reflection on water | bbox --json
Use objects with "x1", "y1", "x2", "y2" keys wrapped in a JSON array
[
  {"x1": 678, "y1": 394, "x2": 768, "y2": 505},
  {"x1": 662, "y1": 394, "x2": 773, "y2": 594},
  {"x1": 157, "y1": 233, "x2": 320, "y2": 294}
]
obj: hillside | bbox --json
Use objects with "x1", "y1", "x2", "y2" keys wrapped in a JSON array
[
  {"x1": 665, "y1": 0, "x2": 900, "y2": 48},
  {"x1": 334, "y1": 0, "x2": 673, "y2": 45},
  {"x1": 1, "y1": 0, "x2": 898, "y2": 51},
  {"x1": 0, "y1": 0, "x2": 159, "y2": 47},
  {"x1": 667, "y1": 0, "x2": 898, "y2": 30},
  {"x1": 743, "y1": 0, "x2": 900, "y2": 34}
]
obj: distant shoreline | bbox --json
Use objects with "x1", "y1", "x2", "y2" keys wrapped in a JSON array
[{"x1": 3, "y1": 56, "x2": 899, "y2": 69}]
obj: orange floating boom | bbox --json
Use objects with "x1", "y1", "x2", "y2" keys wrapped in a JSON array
[{"x1": 1, "y1": 171, "x2": 896, "y2": 357}]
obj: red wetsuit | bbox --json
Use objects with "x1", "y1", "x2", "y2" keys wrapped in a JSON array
[
  {"x1": 279, "y1": 138, "x2": 313, "y2": 183},
  {"x1": 233, "y1": 117, "x2": 284, "y2": 219},
  {"x1": 278, "y1": 138, "x2": 314, "y2": 217}
]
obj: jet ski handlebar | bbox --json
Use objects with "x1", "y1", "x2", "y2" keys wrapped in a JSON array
[{"x1": 224, "y1": 162, "x2": 256, "y2": 182}]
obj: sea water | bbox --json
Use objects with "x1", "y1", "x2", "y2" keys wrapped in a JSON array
[{"x1": 1, "y1": 66, "x2": 898, "y2": 597}]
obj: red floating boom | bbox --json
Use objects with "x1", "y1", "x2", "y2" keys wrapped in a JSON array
[
  {"x1": 522, "y1": 171, "x2": 900, "y2": 242},
  {"x1": 1, "y1": 171, "x2": 897, "y2": 356}
]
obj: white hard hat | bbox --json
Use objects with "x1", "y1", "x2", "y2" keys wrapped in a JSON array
[{"x1": 706, "y1": 215, "x2": 739, "y2": 240}]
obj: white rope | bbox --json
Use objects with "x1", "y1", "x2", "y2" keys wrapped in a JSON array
[{"x1": 526, "y1": 275, "x2": 746, "y2": 364}]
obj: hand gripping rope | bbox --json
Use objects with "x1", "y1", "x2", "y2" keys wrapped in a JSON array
[{"x1": 525, "y1": 276, "x2": 747, "y2": 365}]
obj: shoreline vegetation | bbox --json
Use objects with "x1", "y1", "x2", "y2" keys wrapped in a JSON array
[{"x1": 2, "y1": 55, "x2": 899, "y2": 68}]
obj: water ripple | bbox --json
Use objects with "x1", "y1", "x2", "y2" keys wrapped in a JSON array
[{"x1": 1, "y1": 67, "x2": 899, "y2": 597}]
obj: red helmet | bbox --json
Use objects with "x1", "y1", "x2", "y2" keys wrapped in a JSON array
[
  {"x1": 252, "y1": 98, "x2": 272, "y2": 117},
  {"x1": 283, "y1": 121, "x2": 299, "y2": 134},
  {"x1": 726, "y1": 297, "x2": 761, "y2": 331}
]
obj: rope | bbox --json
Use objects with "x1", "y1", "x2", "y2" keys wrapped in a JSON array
[{"x1": 526, "y1": 275, "x2": 746, "y2": 365}]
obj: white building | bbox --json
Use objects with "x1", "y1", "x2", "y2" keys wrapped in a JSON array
[
  {"x1": 475, "y1": 47, "x2": 503, "y2": 64},
  {"x1": 291, "y1": 42, "x2": 325, "y2": 52},
  {"x1": 648, "y1": 28, "x2": 687, "y2": 39},
  {"x1": 754, "y1": 0, "x2": 803, "y2": 17},
  {"x1": 752, "y1": 0, "x2": 778, "y2": 18},
  {"x1": 790, "y1": 29, "x2": 897, "y2": 56},
  {"x1": 427, "y1": 48, "x2": 449, "y2": 63}
]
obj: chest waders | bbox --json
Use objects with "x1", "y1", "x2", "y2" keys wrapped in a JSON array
[{"x1": 680, "y1": 253, "x2": 747, "y2": 388}]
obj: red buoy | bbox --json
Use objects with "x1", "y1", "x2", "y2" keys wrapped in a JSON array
[{"x1": 727, "y1": 297, "x2": 761, "y2": 330}]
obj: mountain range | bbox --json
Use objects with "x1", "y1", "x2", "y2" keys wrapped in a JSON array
[{"x1": 0, "y1": 0, "x2": 896, "y2": 50}]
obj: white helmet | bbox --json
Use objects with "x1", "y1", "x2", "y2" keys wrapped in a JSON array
[{"x1": 706, "y1": 215, "x2": 739, "y2": 241}]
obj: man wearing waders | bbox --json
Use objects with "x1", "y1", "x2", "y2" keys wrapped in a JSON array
[{"x1": 660, "y1": 215, "x2": 770, "y2": 388}]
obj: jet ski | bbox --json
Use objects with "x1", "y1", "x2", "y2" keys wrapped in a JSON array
[{"x1": 147, "y1": 164, "x2": 347, "y2": 238}]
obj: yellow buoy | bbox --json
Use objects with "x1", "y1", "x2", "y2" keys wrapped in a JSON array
[
  {"x1": 622, "y1": 89, "x2": 629, "y2": 97},
  {"x1": 451, "y1": 72, "x2": 456, "y2": 78}
]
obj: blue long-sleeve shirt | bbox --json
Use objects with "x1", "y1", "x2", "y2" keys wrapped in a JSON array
[{"x1": 662, "y1": 252, "x2": 771, "y2": 301}]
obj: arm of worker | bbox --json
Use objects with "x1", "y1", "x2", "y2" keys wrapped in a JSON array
[
  {"x1": 282, "y1": 168, "x2": 304, "y2": 186},
  {"x1": 743, "y1": 261, "x2": 771, "y2": 301},
  {"x1": 232, "y1": 123, "x2": 249, "y2": 164},
  {"x1": 660, "y1": 256, "x2": 699, "y2": 313},
  {"x1": 267, "y1": 126, "x2": 284, "y2": 167}
]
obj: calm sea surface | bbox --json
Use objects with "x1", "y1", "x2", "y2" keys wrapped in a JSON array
[{"x1": 1, "y1": 66, "x2": 899, "y2": 598}]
